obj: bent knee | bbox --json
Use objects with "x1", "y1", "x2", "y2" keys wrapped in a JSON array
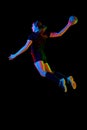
[{"x1": 39, "y1": 70, "x2": 46, "y2": 77}]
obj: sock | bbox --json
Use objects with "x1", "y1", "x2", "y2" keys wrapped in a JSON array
[
  {"x1": 45, "y1": 72, "x2": 60, "y2": 84},
  {"x1": 54, "y1": 71, "x2": 67, "y2": 79}
]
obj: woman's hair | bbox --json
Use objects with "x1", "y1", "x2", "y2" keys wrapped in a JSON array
[{"x1": 33, "y1": 20, "x2": 47, "y2": 30}]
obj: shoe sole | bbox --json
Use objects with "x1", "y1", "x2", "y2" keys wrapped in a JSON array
[
  {"x1": 63, "y1": 80, "x2": 67, "y2": 93},
  {"x1": 59, "y1": 79, "x2": 67, "y2": 93},
  {"x1": 68, "y1": 76, "x2": 77, "y2": 89}
]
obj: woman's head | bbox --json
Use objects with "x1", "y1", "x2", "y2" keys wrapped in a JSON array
[{"x1": 32, "y1": 20, "x2": 47, "y2": 33}]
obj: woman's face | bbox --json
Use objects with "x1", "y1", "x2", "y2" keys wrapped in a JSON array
[{"x1": 32, "y1": 23, "x2": 39, "y2": 32}]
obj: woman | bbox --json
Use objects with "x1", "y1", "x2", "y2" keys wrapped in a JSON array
[{"x1": 8, "y1": 16, "x2": 78, "y2": 93}]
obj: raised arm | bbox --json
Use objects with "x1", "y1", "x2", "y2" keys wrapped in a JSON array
[
  {"x1": 49, "y1": 16, "x2": 78, "y2": 38},
  {"x1": 8, "y1": 39, "x2": 32, "y2": 60}
]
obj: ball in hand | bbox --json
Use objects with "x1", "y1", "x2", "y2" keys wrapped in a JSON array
[{"x1": 69, "y1": 16, "x2": 78, "y2": 25}]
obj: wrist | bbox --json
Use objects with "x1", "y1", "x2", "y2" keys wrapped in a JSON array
[
  {"x1": 67, "y1": 21, "x2": 72, "y2": 27},
  {"x1": 14, "y1": 54, "x2": 17, "y2": 58}
]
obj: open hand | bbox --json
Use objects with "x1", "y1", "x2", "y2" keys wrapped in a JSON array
[{"x1": 8, "y1": 54, "x2": 16, "y2": 60}]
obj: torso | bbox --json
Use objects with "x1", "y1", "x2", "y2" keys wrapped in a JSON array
[{"x1": 28, "y1": 32, "x2": 49, "y2": 62}]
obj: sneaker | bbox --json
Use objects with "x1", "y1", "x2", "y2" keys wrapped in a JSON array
[
  {"x1": 67, "y1": 76, "x2": 77, "y2": 89},
  {"x1": 59, "y1": 78, "x2": 67, "y2": 93}
]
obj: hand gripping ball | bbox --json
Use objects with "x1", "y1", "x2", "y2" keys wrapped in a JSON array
[{"x1": 69, "y1": 16, "x2": 78, "y2": 25}]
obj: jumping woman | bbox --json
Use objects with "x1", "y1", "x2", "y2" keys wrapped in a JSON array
[{"x1": 8, "y1": 16, "x2": 78, "y2": 93}]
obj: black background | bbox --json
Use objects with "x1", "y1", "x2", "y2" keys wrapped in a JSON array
[
  {"x1": 0, "y1": 1, "x2": 85, "y2": 127},
  {"x1": 0, "y1": 1, "x2": 83, "y2": 102}
]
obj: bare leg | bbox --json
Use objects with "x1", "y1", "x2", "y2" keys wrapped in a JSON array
[
  {"x1": 44, "y1": 63, "x2": 53, "y2": 73},
  {"x1": 34, "y1": 60, "x2": 46, "y2": 77}
]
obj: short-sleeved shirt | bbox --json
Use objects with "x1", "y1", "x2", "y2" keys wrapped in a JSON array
[{"x1": 28, "y1": 32, "x2": 50, "y2": 63}]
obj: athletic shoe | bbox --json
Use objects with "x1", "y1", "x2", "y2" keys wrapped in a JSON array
[
  {"x1": 59, "y1": 78, "x2": 67, "y2": 93},
  {"x1": 67, "y1": 76, "x2": 77, "y2": 89}
]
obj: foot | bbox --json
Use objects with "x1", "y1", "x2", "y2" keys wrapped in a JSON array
[
  {"x1": 59, "y1": 78, "x2": 67, "y2": 93},
  {"x1": 67, "y1": 76, "x2": 77, "y2": 89}
]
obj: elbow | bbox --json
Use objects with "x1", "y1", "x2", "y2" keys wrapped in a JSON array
[
  {"x1": 25, "y1": 40, "x2": 32, "y2": 48},
  {"x1": 57, "y1": 33, "x2": 63, "y2": 37}
]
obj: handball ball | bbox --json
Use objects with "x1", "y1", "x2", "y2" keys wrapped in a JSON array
[{"x1": 69, "y1": 16, "x2": 78, "y2": 25}]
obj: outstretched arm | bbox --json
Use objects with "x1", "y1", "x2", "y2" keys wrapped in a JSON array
[
  {"x1": 8, "y1": 39, "x2": 32, "y2": 60},
  {"x1": 49, "y1": 16, "x2": 78, "y2": 38}
]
